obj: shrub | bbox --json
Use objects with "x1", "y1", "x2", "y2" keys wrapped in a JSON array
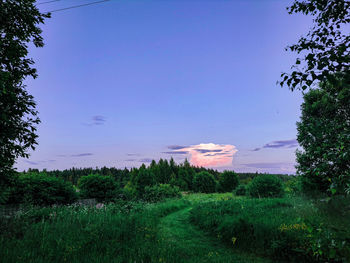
[
  {"x1": 234, "y1": 184, "x2": 246, "y2": 196},
  {"x1": 78, "y1": 174, "x2": 119, "y2": 202},
  {"x1": 143, "y1": 184, "x2": 181, "y2": 202},
  {"x1": 193, "y1": 171, "x2": 217, "y2": 193},
  {"x1": 9, "y1": 173, "x2": 77, "y2": 206},
  {"x1": 217, "y1": 171, "x2": 239, "y2": 192},
  {"x1": 248, "y1": 174, "x2": 284, "y2": 198},
  {"x1": 285, "y1": 176, "x2": 302, "y2": 195}
]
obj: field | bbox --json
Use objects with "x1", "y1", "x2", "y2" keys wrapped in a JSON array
[{"x1": 1, "y1": 193, "x2": 349, "y2": 263}]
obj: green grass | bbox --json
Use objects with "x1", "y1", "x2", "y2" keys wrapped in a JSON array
[
  {"x1": 0, "y1": 199, "x2": 189, "y2": 263},
  {"x1": 159, "y1": 206, "x2": 272, "y2": 263},
  {"x1": 189, "y1": 195, "x2": 350, "y2": 262},
  {"x1": 183, "y1": 192, "x2": 238, "y2": 203},
  {"x1": 1, "y1": 194, "x2": 349, "y2": 262}
]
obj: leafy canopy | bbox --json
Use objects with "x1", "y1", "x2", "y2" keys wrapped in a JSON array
[
  {"x1": 280, "y1": 0, "x2": 350, "y2": 91},
  {"x1": 296, "y1": 74, "x2": 350, "y2": 195},
  {"x1": 0, "y1": 1, "x2": 49, "y2": 197}
]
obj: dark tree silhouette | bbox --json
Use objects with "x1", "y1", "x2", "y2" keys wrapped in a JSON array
[
  {"x1": 0, "y1": 0, "x2": 49, "y2": 202},
  {"x1": 280, "y1": 0, "x2": 349, "y2": 91}
]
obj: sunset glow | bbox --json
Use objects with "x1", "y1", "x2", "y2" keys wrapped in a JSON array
[{"x1": 173, "y1": 143, "x2": 238, "y2": 167}]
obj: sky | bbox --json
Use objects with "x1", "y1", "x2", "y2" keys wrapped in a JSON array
[{"x1": 15, "y1": 0, "x2": 314, "y2": 174}]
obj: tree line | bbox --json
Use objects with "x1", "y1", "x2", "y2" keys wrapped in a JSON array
[{"x1": 22, "y1": 158, "x2": 293, "y2": 191}]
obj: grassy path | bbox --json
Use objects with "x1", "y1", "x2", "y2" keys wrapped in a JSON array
[{"x1": 159, "y1": 206, "x2": 272, "y2": 263}]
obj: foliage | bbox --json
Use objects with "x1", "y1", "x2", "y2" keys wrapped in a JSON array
[
  {"x1": 0, "y1": 0, "x2": 50, "y2": 202},
  {"x1": 143, "y1": 184, "x2": 181, "y2": 202},
  {"x1": 8, "y1": 173, "x2": 77, "y2": 206},
  {"x1": 0, "y1": 199, "x2": 189, "y2": 263},
  {"x1": 296, "y1": 75, "x2": 350, "y2": 195},
  {"x1": 234, "y1": 184, "x2": 247, "y2": 196},
  {"x1": 280, "y1": 0, "x2": 350, "y2": 91},
  {"x1": 132, "y1": 164, "x2": 156, "y2": 197},
  {"x1": 248, "y1": 174, "x2": 284, "y2": 198},
  {"x1": 78, "y1": 174, "x2": 119, "y2": 202},
  {"x1": 193, "y1": 172, "x2": 217, "y2": 193},
  {"x1": 24, "y1": 162, "x2": 294, "y2": 198},
  {"x1": 285, "y1": 176, "x2": 303, "y2": 195},
  {"x1": 190, "y1": 197, "x2": 350, "y2": 262},
  {"x1": 217, "y1": 171, "x2": 239, "y2": 193}
]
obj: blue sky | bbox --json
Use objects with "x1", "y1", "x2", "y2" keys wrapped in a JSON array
[{"x1": 16, "y1": 0, "x2": 313, "y2": 174}]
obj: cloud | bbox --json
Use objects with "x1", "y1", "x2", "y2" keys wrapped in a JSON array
[
  {"x1": 139, "y1": 158, "x2": 153, "y2": 163},
  {"x1": 195, "y1": 149, "x2": 222, "y2": 154},
  {"x1": 92, "y1": 115, "x2": 106, "y2": 125},
  {"x1": 71, "y1": 153, "x2": 93, "y2": 157},
  {"x1": 25, "y1": 161, "x2": 39, "y2": 165},
  {"x1": 170, "y1": 143, "x2": 238, "y2": 167},
  {"x1": 125, "y1": 159, "x2": 137, "y2": 162},
  {"x1": 127, "y1": 153, "x2": 141, "y2": 156},
  {"x1": 24, "y1": 160, "x2": 56, "y2": 165},
  {"x1": 162, "y1": 151, "x2": 189, "y2": 155},
  {"x1": 83, "y1": 115, "x2": 106, "y2": 126},
  {"x1": 38, "y1": 160, "x2": 56, "y2": 163},
  {"x1": 242, "y1": 162, "x2": 295, "y2": 170},
  {"x1": 253, "y1": 139, "x2": 298, "y2": 151},
  {"x1": 204, "y1": 152, "x2": 230, "y2": 157},
  {"x1": 167, "y1": 145, "x2": 188, "y2": 150}
]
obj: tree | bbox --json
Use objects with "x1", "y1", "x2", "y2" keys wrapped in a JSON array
[
  {"x1": 281, "y1": 0, "x2": 350, "y2": 195},
  {"x1": 0, "y1": 0, "x2": 49, "y2": 202},
  {"x1": 217, "y1": 171, "x2": 239, "y2": 193},
  {"x1": 78, "y1": 174, "x2": 119, "y2": 202},
  {"x1": 296, "y1": 75, "x2": 350, "y2": 195},
  {"x1": 248, "y1": 174, "x2": 284, "y2": 198},
  {"x1": 280, "y1": 0, "x2": 349, "y2": 91},
  {"x1": 133, "y1": 164, "x2": 155, "y2": 196},
  {"x1": 193, "y1": 171, "x2": 217, "y2": 193}
]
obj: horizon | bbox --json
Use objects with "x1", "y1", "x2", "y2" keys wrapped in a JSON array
[{"x1": 15, "y1": 0, "x2": 313, "y2": 174}]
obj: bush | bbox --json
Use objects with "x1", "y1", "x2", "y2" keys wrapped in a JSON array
[
  {"x1": 9, "y1": 173, "x2": 77, "y2": 206},
  {"x1": 248, "y1": 174, "x2": 284, "y2": 198},
  {"x1": 193, "y1": 171, "x2": 217, "y2": 193},
  {"x1": 143, "y1": 184, "x2": 181, "y2": 202},
  {"x1": 285, "y1": 176, "x2": 302, "y2": 195},
  {"x1": 217, "y1": 171, "x2": 239, "y2": 192},
  {"x1": 78, "y1": 174, "x2": 119, "y2": 202},
  {"x1": 234, "y1": 184, "x2": 246, "y2": 196}
]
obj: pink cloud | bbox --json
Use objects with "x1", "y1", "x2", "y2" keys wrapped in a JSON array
[{"x1": 174, "y1": 143, "x2": 238, "y2": 167}]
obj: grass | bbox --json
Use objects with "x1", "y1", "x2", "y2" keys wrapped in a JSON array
[
  {"x1": 159, "y1": 206, "x2": 272, "y2": 263},
  {"x1": 0, "y1": 199, "x2": 189, "y2": 263},
  {"x1": 1, "y1": 193, "x2": 349, "y2": 262},
  {"x1": 189, "y1": 195, "x2": 350, "y2": 262}
]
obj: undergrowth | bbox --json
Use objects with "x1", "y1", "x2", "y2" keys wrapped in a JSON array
[
  {"x1": 0, "y1": 199, "x2": 189, "y2": 263},
  {"x1": 189, "y1": 196, "x2": 350, "y2": 262}
]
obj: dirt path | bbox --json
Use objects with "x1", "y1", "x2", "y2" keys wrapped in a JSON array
[{"x1": 159, "y1": 207, "x2": 272, "y2": 263}]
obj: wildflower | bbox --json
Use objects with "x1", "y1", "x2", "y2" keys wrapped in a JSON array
[
  {"x1": 232, "y1": 237, "x2": 237, "y2": 246},
  {"x1": 96, "y1": 203, "x2": 104, "y2": 209},
  {"x1": 279, "y1": 223, "x2": 308, "y2": 232}
]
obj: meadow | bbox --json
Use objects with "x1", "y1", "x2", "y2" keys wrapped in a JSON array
[
  {"x1": 1, "y1": 160, "x2": 349, "y2": 262},
  {"x1": 1, "y1": 191, "x2": 349, "y2": 262}
]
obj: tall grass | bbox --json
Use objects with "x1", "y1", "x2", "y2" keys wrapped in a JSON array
[
  {"x1": 189, "y1": 197, "x2": 350, "y2": 262},
  {"x1": 0, "y1": 199, "x2": 189, "y2": 263}
]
